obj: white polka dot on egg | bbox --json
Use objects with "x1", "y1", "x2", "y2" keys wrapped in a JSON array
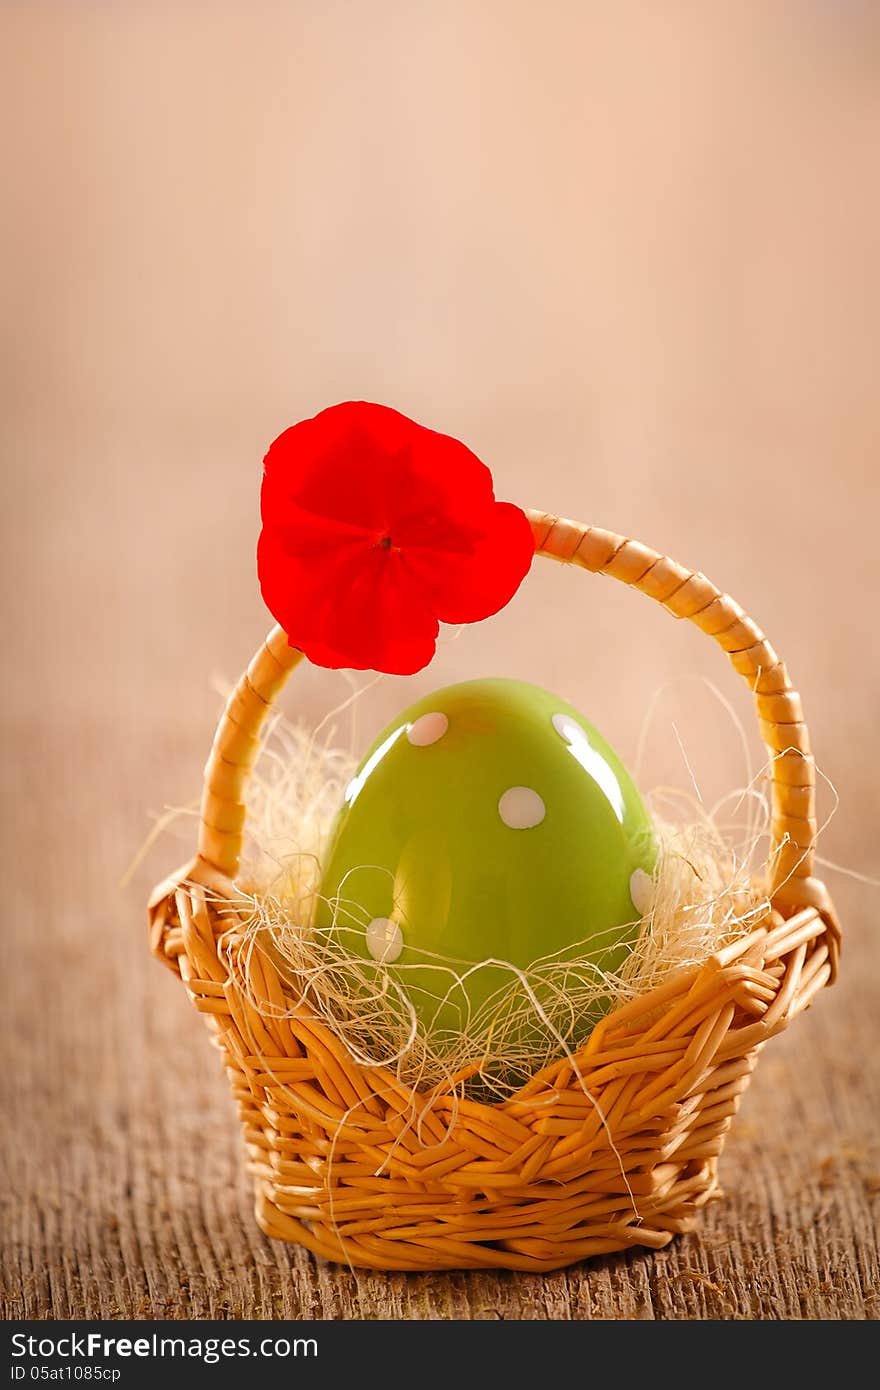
[
  {"x1": 498, "y1": 786, "x2": 546, "y2": 830},
  {"x1": 406, "y1": 712, "x2": 449, "y2": 747},
  {"x1": 630, "y1": 868, "x2": 654, "y2": 916},
  {"x1": 365, "y1": 917, "x2": 404, "y2": 963}
]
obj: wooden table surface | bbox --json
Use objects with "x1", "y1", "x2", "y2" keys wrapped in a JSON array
[{"x1": 2, "y1": 2, "x2": 879, "y2": 1322}]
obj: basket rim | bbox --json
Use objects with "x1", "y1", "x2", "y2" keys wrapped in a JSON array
[{"x1": 150, "y1": 858, "x2": 831, "y2": 1111}]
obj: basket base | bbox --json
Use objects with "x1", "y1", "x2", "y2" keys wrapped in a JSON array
[{"x1": 250, "y1": 1166, "x2": 717, "y2": 1274}]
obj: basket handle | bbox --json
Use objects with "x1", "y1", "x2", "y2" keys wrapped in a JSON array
[{"x1": 195, "y1": 511, "x2": 840, "y2": 975}]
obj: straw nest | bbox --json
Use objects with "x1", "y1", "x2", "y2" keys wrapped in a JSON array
[{"x1": 221, "y1": 709, "x2": 772, "y2": 1103}]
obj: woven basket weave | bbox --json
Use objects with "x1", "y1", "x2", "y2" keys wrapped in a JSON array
[{"x1": 149, "y1": 511, "x2": 840, "y2": 1272}]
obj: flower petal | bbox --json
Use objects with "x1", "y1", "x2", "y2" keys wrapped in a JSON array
[
  {"x1": 314, "y1": 550, "x2": 440, "y2": 674},
  {"x1": 263, "y1": 403, "x2": 423, "y2": 536},
  {"x1": 259, "y1": 529, "x2": 439, "y2": 675},
  {"x1": 400, "y1": 500, "x2": 535, "y2": 624},
  {"x1": 257, "y1": 402, "x2": 534, "y2": 674}
]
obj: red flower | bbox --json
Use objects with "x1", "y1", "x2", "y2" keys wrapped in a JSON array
[{"x1": 257, "y1": 402, "x2": 535, "y2": 675}]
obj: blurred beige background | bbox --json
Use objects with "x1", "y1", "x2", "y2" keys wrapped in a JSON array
[{"x1": 2, "y1": 2, "x2": 878, "y2": 1318}]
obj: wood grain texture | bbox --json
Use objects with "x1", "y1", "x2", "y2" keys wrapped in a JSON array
[{"x1": 1, "y1": 720, "x2": 877, "y2": 1320}]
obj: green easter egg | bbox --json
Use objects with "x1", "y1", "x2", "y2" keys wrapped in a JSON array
[{"x1": 315, "y1": 679, "x2": 656, "y2": 1038}]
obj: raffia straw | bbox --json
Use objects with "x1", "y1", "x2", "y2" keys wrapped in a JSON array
[{"x1": 229, "y1": 710, "x2": 771, "y2": 1102}]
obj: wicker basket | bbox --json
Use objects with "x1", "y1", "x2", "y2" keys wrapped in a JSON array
[{"x1": 149, "y1": 511, "x2": 840, "y2": 1272}]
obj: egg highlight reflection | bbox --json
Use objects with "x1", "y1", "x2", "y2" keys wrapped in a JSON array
[{"x1": 316, "y1": 679, "x2": 656, "y2": 1033}]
